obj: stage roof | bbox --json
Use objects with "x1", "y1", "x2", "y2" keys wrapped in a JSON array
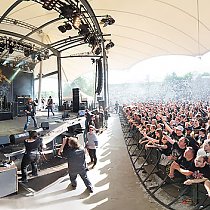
[{"x1": 0, "y1": 0, "x2": 210, "y2": 82}]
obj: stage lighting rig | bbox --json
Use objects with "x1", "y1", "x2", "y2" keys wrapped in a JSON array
[
  {"x1": 42, "y1": 0, "x2": 59, "y2": 10},
  {"x1": 59, "y1": 4, "x2": 75, "y2": 19},
  {"x1": 79, "y1": 24, "x2": 89, "y2": 35},
  {"x1": 0, "y1": 42, "x2": 5, "y2": 53},
  {"x1": 73, "y1": 14, "x2": 81, "y2": 29}
]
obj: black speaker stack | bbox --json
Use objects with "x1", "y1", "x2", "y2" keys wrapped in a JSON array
[
  {"x1": 96, "y1": 59, "x2": 103, "y2": 95},
  {"x1": 72, "y1": 88, "x2": 80, "y2": 113}
]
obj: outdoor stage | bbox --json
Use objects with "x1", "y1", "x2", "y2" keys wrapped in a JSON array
[{"x1": 0, "y1": 110, "x2": 85, "y2": 196}]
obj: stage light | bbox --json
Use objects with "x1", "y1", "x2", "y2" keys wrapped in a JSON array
[
  {"x1": 58, "y1": 23, "x2": 72, "y2": 33},
  {"x1": 8, "y1": 46, "x2": 14, "y2": 54},
  {"x1": 100, "y1": 16, "x2": 115, "y2": 27},
  {"x1": 65, "y1": 23, "x2": 72, "y2": 30},
  {"x1": 58, "y1": 25, "x2": 66, "y2": 33},
  {"x1": 89, "y1": 36, "x2": 96, "y2": 46},
  {"x1": 79, "y1": 24, "x2": 89, "y2": 35},
  {"x1": 24, "y1": 48, "x2": 30, "y2": 57},
  {"x1": 73, "y1": 15, "x2": 81, "y2": 29},
  {"x1": 105, "y1": 41, "x2": 114, "y2": 50},
  {"x1": 37, "y1": 54, "x2": 42, "y2": 61},
  {"x1": 31, "y1": 52, "x2": 36, "y2": 62},
  {"x1": 43, "y1": 50, "x2": 49, "y2": 59},
  {"x1": 0, "y1": 42, "x2": 5, "y2": 53},
  {"x1": 42, "y1": 0, "x2": 58, "y2": 10},
  {"x1": 95, "y1": 47, "x2": 101, "y2": 55}
]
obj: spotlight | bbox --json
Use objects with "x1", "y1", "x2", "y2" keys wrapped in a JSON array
[
  {"x1": 8, "y1": 46, "x2": 14, "y2": 54},
  {"x1": 0, "y1": 42, "x2": 5, "y2": 53},
  {"x1": 79, "y1": 24, "x2": 89, "y2": 35},
  {"x1": 58, "y1": 23, "x2": 72, "y2": 33},
  {"x1": 8, "y1": 40, "x2": 14, "y2": 54},
  {"x1": 73, "y1": 15, "x2": 81, "y2": 29},
  {"x1": 65, "y1": 23, "x2": 72, "y2": 30},
  {"x1": 24, "y1": 48, "x2": 30, "y2": 57},
  {"x1": 95, "y1": 47, "x2": 101, "y2": 55},
  {"x1": 43, "y1": 50, "x2": 49, "y2": 59},
  {"x1": 105, "y1": 41, "x2": 114, "y2": 50},
  {"x1": 58, "y1": 25, "x2": 66, "y2": 33},
  {"x1": 31, "y1": 52, "x2": 36, "y2": 61},
  {"x1": 89, "y1": 36, "x2": 96, "y2": 46},
  {"x1": 37, "y1": 54, "x2": 42, "y2": 61},
  {"x1": 91, "y1": 58, "x2": 95, "y2": 64},
  {"x1": 100, "y1": 16, "x2": 115, "y2": 27},
  {"x1": 42, "y1": 0, "x2": 59, "y2": 10}
]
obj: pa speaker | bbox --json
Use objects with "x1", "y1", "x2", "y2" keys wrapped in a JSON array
[
  {"x1": 10, "y1": 132, "x2": 29, "y2": 144},
  {"x1": 41, "y1": 122, "x2": 49, "y2": 130},
  {"x1": 73, "y1": 88, "x2": 80, "y2": 113}
]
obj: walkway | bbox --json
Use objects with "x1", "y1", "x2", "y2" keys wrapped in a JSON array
[{"x1": 0, "y1": 114, "x2": 163, "y2": 210}]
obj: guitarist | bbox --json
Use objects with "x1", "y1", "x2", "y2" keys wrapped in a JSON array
[{"x1": 23, "y1": 98, "x2": 38, "y2": 132}]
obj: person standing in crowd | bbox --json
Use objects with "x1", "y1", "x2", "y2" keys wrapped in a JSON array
[
  {"x1": 114, "y1": 101, "x2": 119, "y2": 114},
  {"x1": 34, "y1": 98, "x2": 38, "y2": 114},
  {"x1": 86, "y1": 125, "x2": 98, "y2": 169},
  {"x1": 47, "y1": 96, "x2": 54, "y2": 118},
  {"x1": 24, "y1": 98, "x2": 38, "y2": 132},
  {"x1": 20, "y1": 131, "x2": 43, "y2": 183},
  {"x1": 104, "y1": 107, "x2": 109, "y2": 128},
  {"x1": 83, "y1": 109, "x2": 92, "y2": 144},
  {"x1": 58, "y1": 137, "x2": 93, "y2": 193}
]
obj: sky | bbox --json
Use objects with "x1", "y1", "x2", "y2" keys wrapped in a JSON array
[
  {"x1": 35, "y1": 52, "x2": 210, "y2": 93},
  {"x1": 108, "y1": 52, "x2": 210, "y2": 84}
]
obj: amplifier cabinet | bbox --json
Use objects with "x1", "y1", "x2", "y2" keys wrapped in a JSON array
[{"x1": 0, "y1": 164, "x2": 18, "y2": 198}]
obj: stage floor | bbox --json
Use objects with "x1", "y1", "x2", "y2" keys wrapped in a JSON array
[{"x1": 0, "y1": 110, "x2": 79, "y2": 137}]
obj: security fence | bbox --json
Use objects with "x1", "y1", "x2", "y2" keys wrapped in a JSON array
[{"x1": 119, "y1": 110, "x2": 210, "y2": 210}]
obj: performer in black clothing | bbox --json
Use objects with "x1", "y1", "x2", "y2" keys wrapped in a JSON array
[
  {"x1": 114, "y1": 101, "x2": 119, "y2": 114},
  {"x1": 47, "y1": 96, "x2": 54, "y2": 118},
  {"x1": 23, "y1": 98, "x2": 37, "y2": 131},
  {"x1": 58, "y1": 137, "x2": 93, "y2": 193},
  {"x1": 20, "y1": 131, "x2": 43, "y2": 183}
]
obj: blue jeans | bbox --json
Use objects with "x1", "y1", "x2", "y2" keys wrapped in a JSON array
[
  {"x1": 69, "y1": 169, "x2": 92, "y2": 189},
  {"x1": 24, "y1": 115, "x2": 37, "y2": 130},
  {"x1": 47, "y1": 106, "x2": 54, "y2": 117}
]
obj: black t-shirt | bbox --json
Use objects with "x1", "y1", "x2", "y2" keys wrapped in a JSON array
[
  {"x1": 159, "y1": 141, "x2": 172, "y2": 156},
  {"x1": 171, "y1": 131, "x2": 183, "y2": 141},
  {"x1": 176, "y1": 156, "x2": 194, "y2": 171},
  {"x1": 191, "y1": 164, "x2": 210, "y2": 179},
  {"x1": 186, "y1": 135, "x2": 199, "y2": 152},
  {"x1": 171, "y1": 142, "x2": 185, "y2": 159},
  {"x1": 24, "y1": 137, "x2": 43, "y2": 154},
  {"x1": 25, "y1": 102, "x2": 36, "y2": 116}
]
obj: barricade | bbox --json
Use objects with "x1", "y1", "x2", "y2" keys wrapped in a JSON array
[{"x1": 119, "y1": 111, "x2": 210, "y2": 210}]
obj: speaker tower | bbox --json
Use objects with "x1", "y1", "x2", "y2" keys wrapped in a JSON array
[{"x1": 72, "y1": 88, "x2": 80, "y2": 112}]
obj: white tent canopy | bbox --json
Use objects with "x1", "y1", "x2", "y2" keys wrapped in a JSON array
[{"x1": 1, "y1": 0, "x2": 210, "y2": 82}]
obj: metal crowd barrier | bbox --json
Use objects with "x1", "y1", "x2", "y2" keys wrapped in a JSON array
[{"x1": 119, "y1": 110, "x2": 210, "y2": 210}]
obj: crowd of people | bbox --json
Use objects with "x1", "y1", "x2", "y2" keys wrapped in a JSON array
[{"x1": 123, "y1": 100, "x2": 210, "y2": 196}]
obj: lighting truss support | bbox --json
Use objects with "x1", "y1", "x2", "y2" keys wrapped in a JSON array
[
  {"x1": 57, "y1": 52, "x2": 62, "y2": 108},
  {"x1": 0, "y1": 29, "x2": 59, "y2": 56},
  {"x1": 80, "y1": 0, "x2": 109, "y2": 107}
]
